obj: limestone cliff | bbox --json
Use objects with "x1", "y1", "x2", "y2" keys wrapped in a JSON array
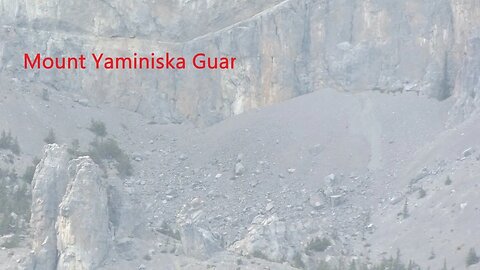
[
  {"x1": 0, "y1": 0, "x2": 479, "y2": 124},
  {"x1": 56, "y1": 157, "x2": 111, "y2": 270},
  {"x1": 29, "y1": 145, "x2": 111, "y2": 270}
]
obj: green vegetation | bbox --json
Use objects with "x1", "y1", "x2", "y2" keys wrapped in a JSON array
[
  {"x1": 0, "y1": 130, "x2": 29, "y2": 237},
  {"x1": 306, "y1": 236, "x2": 332, "y2": 252},
  {"x1": 67, "y1": 139, "x2": 81, "y2": 156},
  {"x1": 286, "y1": 249, "x2": 422, "y2": 270},
  {"x1": 466, "y1": 248, "x2": 479, "y2": 267},
  {"x1": 418, "y1": 188, "x2": 426, "y2": 199},
  {"x1": 0, "y1": 130, "x2": 20, "y2": 155},
  {"x1": 21, "y1": 157, "x2": 41, "y2": 184},
  {"x1": 0, "y1": 170, "x2": 30, "y2": 236},
  {"x1": 44, "y1": 128, "x2": 56, "y2": 144},
  {"x1": 70, "y1": 120, "x2": 132, "y2": 178},
  {"x1": 251, "y1": 250, "x2": 269, "y2": 261},
  {"x1": 445, "y1": 176, "x2": 452, "y2": 186},
  {"x1": 88, "y1": 119, "x2": 107, "y2": 138},
  {"x1": 88, "y1": 138, "x2": 132, "y2": 177},
  {"x1": 428, "y1": 248, "x2": 435, "y2": 260},
  {"x1": 158, "y1": 221, "x2": 181, "y2": 240}
]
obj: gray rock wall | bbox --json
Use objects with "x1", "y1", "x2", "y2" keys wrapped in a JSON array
[
  {"x1": 0, "y1": 0, "x2": 479, "y2": 124},
  {"x1": 30, "y1": 144, "x2": 70, "y2": 270},
  {"x1": 56, "y1": 157, "x2": 111, "y2": 270},
  {"x1": 29, "y1": 145, "x2": 111, "y2": 270}
]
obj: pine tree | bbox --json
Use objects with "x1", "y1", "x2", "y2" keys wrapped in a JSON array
[
  {"x1": 44, "y1": 128, "x2": 56, "y2": 144},
  {"x1": 445, "y1": 176, "x2": 452, "y2": 185},
  {"x1": 466, "y1": 248, "x2": 480, "y2": 266}
]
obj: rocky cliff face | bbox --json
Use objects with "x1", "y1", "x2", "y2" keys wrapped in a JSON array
[
  {"x1": 29, "y1": 145, "x2": 111, "y2": 270},
  {"x1": 449, "y1": 35, "x2": 480, "y2": 124},
  {"x1": 176, "y1": 198, "x2": 223, "y2": 260},
  {"x1": 0, "y1": 0, "x2": 479, "y2": 124}
]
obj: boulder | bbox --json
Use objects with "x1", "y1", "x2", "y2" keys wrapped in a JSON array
[
  {"x1": 176, "y1": 198, "x2": 223, "y2": 260},
  {"x1": 234, "y1": 162, "x2": 245, "y2": 176}
]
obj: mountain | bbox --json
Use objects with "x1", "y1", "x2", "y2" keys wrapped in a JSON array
[{"x1": 0, "y1": 1, "x2": 479, "y2": 270}]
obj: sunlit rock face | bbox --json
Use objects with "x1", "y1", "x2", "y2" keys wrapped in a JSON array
[
  {"x1": 30, "y1": 145, "x2": 111, "y2": 270},
  {"x1": 0, "y1": 0, "x2": 479, "y2": 125},
  {"x1": 56, "y1": 157, "x2": 111, "y2": 270}
]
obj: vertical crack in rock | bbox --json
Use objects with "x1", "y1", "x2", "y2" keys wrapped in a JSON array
[
  {"x1": 56, "y1": 157, "x2": 111, "y2": 270},
  {"x1": 30, "y1": 144, "x2": 70, "y2": 270}
]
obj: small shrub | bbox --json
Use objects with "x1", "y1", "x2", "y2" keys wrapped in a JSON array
[
  {"x1": 115, "y1": 153, "x2": 133, "y2": 178},
  {"x1": 88, "y1": 119, "x2": 107, "y2": 138},
  {"x1": 418, "y1": 188, "x2": 426, "y2": 199},
  {"x1": 445, "y1": 176, "x2": 452, "y2": 186},
  {"x1": 428, "y1": 248, "x2": 435, "y2": 260},
  {"x1": 251, "y1": 250, "x2": 268, "y2": 260},
  {"x1": 0, "y1": 130, "x2": 20, "y2": 155},
  {"x1": 44, "y1": 129, "x2": 56, "y2": 144},
  {"x1": 0, "y1": 130, "x2": 12, "y2": 148},
  {"x1": 67, "y1": 139, "x2": 81, "y2": 157},
  {"x1": 466, "y1": 248, "x2": 480, "y2": 267},
  {"x1": 89, "y1": 138, "x2": 122, "y2": 160},
  {"x1": 0, "y1": 176, "x2": 30, "y2": 235},
  {"x1": 22, "y1": 157, "x2": 41, "y2": 184},
  {"x1": 88, "y1": 138, "x2": 132, "y2": 177},
  {"x1": 10, "y1": 138, "x2": 20, "y2": 155},
  {"x1": 306, "y1": 237, "x2": 332, "y2": 252},
  {"x1": 157, "y1": 221, "x2": 181, "y2": 240}
]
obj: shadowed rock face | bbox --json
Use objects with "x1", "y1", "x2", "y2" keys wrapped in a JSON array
[
  {"x1": 0, "y1": 0, "x2": 479, "y2": 125},
  {"x1": 30, "y1": 145, "x2": 111, "y2": 270}
]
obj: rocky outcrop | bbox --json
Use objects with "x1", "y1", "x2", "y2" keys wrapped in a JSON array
[
  {"x1": 30, "y1": 145, "x2": 111, "y2": 270},
  {"x1": 0, "y1": 0, "x2": 479, "y2": 124},
  {"x1": 56, "y1": 157, "x2": 111, "y2": 270},
  {"x1": 176, "y1": 198, "x2": 223, "y2": 260},
  {"x1": 30, "y1": 144, "x2": 70, "y2": 270},
  {"x1": 449, "y1": 34, "x2": 480, "y2": 124},
  {"x1": 232, "y1": 214, "x2": 305, "y2": 265}
]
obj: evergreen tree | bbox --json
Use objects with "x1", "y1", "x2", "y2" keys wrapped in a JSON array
[{"x1": 466, "y1": 248, "x2": 480, "y2": 267}]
